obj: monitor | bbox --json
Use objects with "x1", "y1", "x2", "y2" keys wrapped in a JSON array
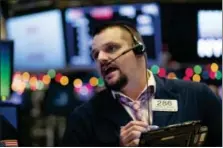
[
  {"x1": 197, "y1": 10, "x2": 222, "y2": 59},
  {"x1": 64, "y1": 3, "x2": 162, "y2": 68},
  {"x1": 165, "y1": 3, "x2": 221, "y2": 64},
  {"x1": 0, "y1": 40, "x2": 13, "y2": 101},
  {"x1": 6, "y1": 9, "x2": 66, "y2": 72},
  {"x1": 0, "y1": 103, "x2": 18, "y2": 141}
]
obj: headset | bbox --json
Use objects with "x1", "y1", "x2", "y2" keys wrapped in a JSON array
[{"x1": 121, "y1": 25, "x2": 146, "y2": 55}]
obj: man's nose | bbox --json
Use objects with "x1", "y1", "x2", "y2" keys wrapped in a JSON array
[{"x1": 97, "y1": 51, "x2": 109, "y2": 62}]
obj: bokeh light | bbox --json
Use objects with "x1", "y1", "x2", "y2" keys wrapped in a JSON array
[
  {"x1": 210, "y1": 63, "x2": 219, "y2": 72},
  {"x1": 193, "y1": 65, "x2": 202, "y2": 74},
  {"x1": 215, "y1": 71, "x2": 222, "y2": 80},
  {"x1": 86, "y1": 83, "x2": 93, "y2": 90},
  {"x1": 158, "y1": 68, "x2": 166, "y2": 77},
  {"x1": 29, "y1": 76, "x2": 38, "y2": 87},
  {"x1": 55, "y1": 73, "x2": 63, "y2": 82},
  {"x1": 185, "y1": 68, "x2": 193, "y2": 77},
  {"x1": 26, "y1": 83, "x2": 30, "y2": 89},
  {"x1": 38, "y1": 73, "x2": 44, "y2": 81},
  {"x1": 98, "y1": 78, "x2": 105, "y2": 87},
  {"x1": 89, "y1": 77, "x2": 98, "y2": 87},
  {"x1": 48, "y1": 69, "x2": 56, "y2": 78},
  {"x1": 37, "y1": 81, "x2": 45, "y2": 90},
  {"x1": 209, "y1": 71, "x2": 216, "y2": 80},
  {"x1": 22, "y1": 72, "x2": 30, "y2": 81},
  {"x1": 151, "y1": 65, "x2": 160, "y2": 74},
  {"x1": 60, "y1": 76, "x2": 69, "y2": 86},
  {"x1": 42, "y1": 75, "x2": 51, "y2": 85},
  {"x1": 79, "y1": 86, "x2": 89, "y2": 96},
  {"x1": 192, "y1": 74, "x2": 201, "y2": 82},
  {"x1": 167, "y1": 72, "x2": 177, "y2": 79},
  {"x1": 73, "y1": 78, "x2": 83, "y2": 88},
  {"x1": 13, "y1": 72, "x2": 22, "y2": 80},
  {"x1": 1, "y1": 96, "x2": 6, "y2": 101}
]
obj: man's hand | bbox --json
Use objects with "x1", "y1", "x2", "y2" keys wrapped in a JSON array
[{"x1": 120, "y1": 121, "x2": 149, "y2": 146}]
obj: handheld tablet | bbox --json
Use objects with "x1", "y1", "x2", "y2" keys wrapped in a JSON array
[{"x1": 139, "y1": 121, "x2": 208, "y2": 146}]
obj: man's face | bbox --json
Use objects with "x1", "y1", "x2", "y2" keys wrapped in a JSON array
[{"x1": 92, "y1": 27, "x2": 138, "y2": 91}]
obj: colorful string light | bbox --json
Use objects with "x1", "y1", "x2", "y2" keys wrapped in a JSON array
[
  {"x1": 89, "y1": 77, "x2": 98, "y2": 87},
  {"x1": 98, "y1": 78, "x2": 104, "y2": 87},
  {"x1": 210, "y1": 63, "x2": 218, "y2": 72},
  {"x1": 193, "y1": 65, "x2": 202, "y2": 74},
  {"x1": 42, "y1": 75, "x2": 51, "y2": 85},
  {"x1": 47, "y1": 69, "x2": 56, "y2": 78},
  {"x1": 216, "y1": 71, "x2": 222, "y2": 80},
  {"x1": 55, "y1": 73, "x2": 63, "y2": 82},
  {"x1": 192, "y1": 74, "x2": 201, "y2": 82},
  {"x1": 167, "y1": 72, "x2": 177, "y2": 79},
  {"x1": 151, "y1": 65, "x2": 159, "y2": 74},
  {"x1": 60, "y1": 76, "x2": 69, "y2": 86},
  {"x1": 22, "y1": 72, "x2": 30, "y2": 82},
  {"x1": 158, "y1": 68, "x2": 166, "y2": 77},
  {"x1": 73, "y1": 78, "x2": 83, "y2": 88},
  {"x1": 9, "y1": 63, "x2": 222, "y2": 94},
  {"x1": 185, "y1": 68, "x2": 193, "y2": 78}
]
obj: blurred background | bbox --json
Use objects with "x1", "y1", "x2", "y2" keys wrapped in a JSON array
[{"x1": 0, "y1": 0, "x2": 222, "y2": 146}]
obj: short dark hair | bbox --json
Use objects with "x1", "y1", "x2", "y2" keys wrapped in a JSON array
[{"x1": 92, "y1": 21, "x2": 144, "y2": 45}]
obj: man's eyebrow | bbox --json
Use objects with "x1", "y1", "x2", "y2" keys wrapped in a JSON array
[
  {"x1": 102, "y1": 42, "x2": 120, "y2": 48},
  {"x1": 92, "y1": 41, "x2": 121, "y2": 53},
  {"x1": 92, "y1": 41, "x2": 119, "y2": 51}
]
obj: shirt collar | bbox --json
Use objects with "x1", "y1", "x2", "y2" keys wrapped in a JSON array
[{"x1": 111, "y1": 70, "x2": 156, "y2": 100}]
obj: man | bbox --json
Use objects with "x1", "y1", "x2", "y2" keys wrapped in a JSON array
[{"x1": 62, "y1": 21, "x2": 222, "y2": 146}]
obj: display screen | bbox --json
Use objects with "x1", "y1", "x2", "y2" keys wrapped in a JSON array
[
  {"x1": 6, "y1": 10, "x2": 66, "y2": 71},
  {"x1": 0, "y1": 105, "x2": 18, "y2": 129},
  {"x1": 64, "y1": 3, "x2": 162, "y2": 68},
  {"x1": 197, "y1": 10, "x2": 222, "y2": 58},
  {"x1": 164, "y1": 4, "x2": 221, "y2": 64},
  {"x1": 0, "y1": 103, "x2": 18, "y2": 141},
  {"x1": 0, "y1": 41, "x2": 13, "y2": 100}
]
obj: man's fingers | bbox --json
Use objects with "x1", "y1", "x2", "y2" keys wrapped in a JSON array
[
  {"x1": 121, "y1": 121, "x2": 148, "y2": 131},
  {"x1": 120, "y1": 121, "x2": 159, "y2": 147},
  {"x1": 127, "y1": 139, "x2": 140, "y2": 147},
  {"x1": 121, "y1": 124, "x2": 147, "y2": 138},
  {"x1": 123, "y1": 130, "x2": 141, "y2": 144}
]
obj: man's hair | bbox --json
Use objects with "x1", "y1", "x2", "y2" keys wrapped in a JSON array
[{"x1": 92, "y1": 21, "x2": 144, "y2": 45}]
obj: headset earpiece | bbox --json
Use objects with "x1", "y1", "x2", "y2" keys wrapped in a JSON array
[
  {"x1": 122, "y1": 25, "x2": 145, "y2": 55},
  {"x1": 132, "y1": 42, "x2": 145, "y2": 55}
]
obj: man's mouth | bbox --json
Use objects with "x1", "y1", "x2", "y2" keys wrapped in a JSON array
[{"x1": 102, "y1": 66, "x2": 119, "y2": 77}]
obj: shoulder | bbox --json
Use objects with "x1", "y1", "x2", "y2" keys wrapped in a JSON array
[
  {"x1": 155, "y1": 75, "x2": 217, "y2": 100},
  {"x1": 162, "y1": 77, "x2": 221, "y2": 102},
  {"x1": 164, "y1": 77, "x2": 208, "y2": 93}
]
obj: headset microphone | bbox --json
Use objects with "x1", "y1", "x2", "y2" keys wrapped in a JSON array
[
  {"x1": 106, "y1": 48, "x2": 133, "y2": 66},
  {"x1": 104, "y1": 44, "x2": 144, "y2": 70}
]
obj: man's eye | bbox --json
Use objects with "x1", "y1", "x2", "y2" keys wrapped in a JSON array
[{"x1": 106, "y1": 45, "x2": 119, "y2": 53}]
